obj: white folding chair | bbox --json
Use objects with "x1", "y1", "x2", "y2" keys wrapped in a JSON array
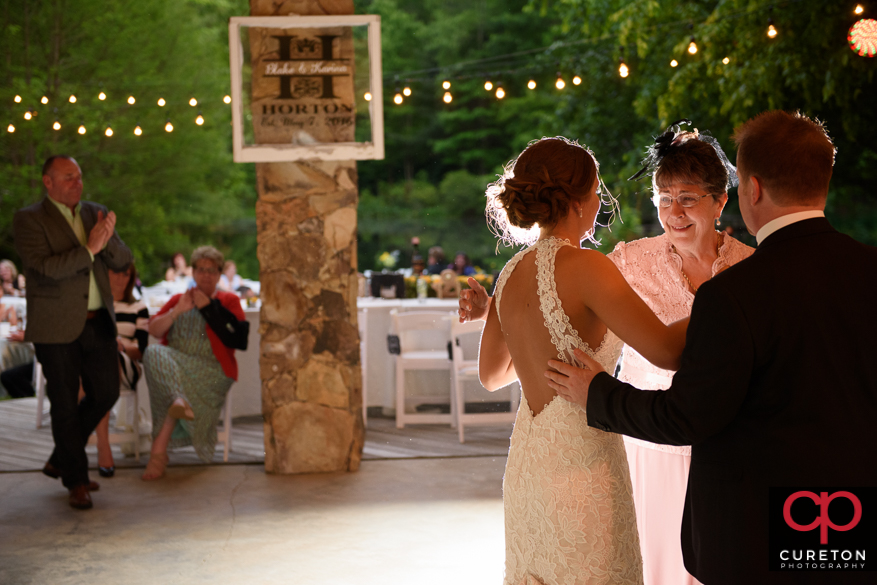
[
  {"x1": 392, "y1": 310, "x2": 455, "y2": 429},
  {"x1": 216, "y1": 390, "x2": 233, "y2": 462},
  {"x1": 451, "y1": 319, "x2": 520, "y2": 443},
  {"x1": 357, "y1": 308, "x2": 368, "y2": 427},
  {"x1": 86, "y1": 388, "x2": 141, "y2": 459}
]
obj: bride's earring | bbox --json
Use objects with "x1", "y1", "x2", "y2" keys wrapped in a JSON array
[{"x1": 577, "y1": 206, "x2": 583, "y2": 218}]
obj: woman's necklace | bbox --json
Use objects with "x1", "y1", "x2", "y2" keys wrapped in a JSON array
[{"x1": 673, "y1": 232, "x2": 722, "y2": 293}]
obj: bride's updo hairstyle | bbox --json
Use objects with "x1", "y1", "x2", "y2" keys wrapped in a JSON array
[{"x1": 486, "y1": 137, "x2": 602, "y2": 246}]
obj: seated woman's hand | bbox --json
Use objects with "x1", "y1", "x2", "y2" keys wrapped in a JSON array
[
  {"x1": 175, "y1": 291, "x2": 195, "y2": 314},
  {"x1": 192, "y1": 288, "x2": 211, "y2": 309}
]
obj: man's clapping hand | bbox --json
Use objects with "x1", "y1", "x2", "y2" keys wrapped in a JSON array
[{"x1": 87, "y1": 210, "x2": 117, "y2": 255}]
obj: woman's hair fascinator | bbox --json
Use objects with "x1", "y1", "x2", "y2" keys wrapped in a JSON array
[{"x1": 628, "y1": 118, "x2": 738, "y2": 188}]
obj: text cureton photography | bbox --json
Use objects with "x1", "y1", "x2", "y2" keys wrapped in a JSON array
[{"x1": 770, "y1": 487, "x2": 876, "y2": 571}]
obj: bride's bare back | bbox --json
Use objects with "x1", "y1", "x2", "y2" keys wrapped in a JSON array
[{"x1": 498, "y1": 245, "x2": 609, "y2": 415}]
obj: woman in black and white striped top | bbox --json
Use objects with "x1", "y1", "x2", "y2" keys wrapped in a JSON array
[{"x1": 93, "y1": 263, "x2": 149, "y2": 477}]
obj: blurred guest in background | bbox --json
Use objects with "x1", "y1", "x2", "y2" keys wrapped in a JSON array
[
  {"x1": 170, "y1": 252, "x2": 192, "y2": 281},
  {"x1": 0, "y1": 259, "x2": 22, "y2": 297},
  {"x1": 141, "y1": 246, "x2": 248, "y2": 480},
  {"x1": 426, "y1": 246, "x2": 446, "y2": 275},
  {"x1": 218, "y1": 260, "x2": 242, "y2": 292},
  {"x1": 450, "y1": 251, "x2": 476, "y2": 276}
]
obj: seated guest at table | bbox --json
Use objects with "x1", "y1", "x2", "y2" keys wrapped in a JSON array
[
  {"x1": 425, "y1": 246, "x2": 446, "y2": 275},
  {"x1": 0, "y1": 330, "x2": 32, "y2": 398},
  {"x1": 218, "y1": 260, "x2": 242, "y2": 292},
  {"x1": 0, "y1": 259, "x2": 22, "y2": 297},
  {"x1": 91, "y1": 263, "x2": 150, "y2": 477},
  {"x1": 449, "y1": 251, "x2": 476, "y2": 276},
  {"x1": 171, "y1": 252, "x2": 192, "y2": 281},
  {"x1": 141, "y1": 246, "x2": 248, "y2": 480},
  {"x1": 0, "y1": 300, "x2": 18, "y2": 328}
]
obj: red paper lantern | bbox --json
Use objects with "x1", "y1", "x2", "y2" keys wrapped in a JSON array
[{"x1": 848, "y1": 19, "x2": 877, "y2": 57}]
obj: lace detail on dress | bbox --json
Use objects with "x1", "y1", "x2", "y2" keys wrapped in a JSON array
[
  {"x1": 608, "y1": 233, "x2": 753, "y2": 455},
  {"x1": 500, "y1": 238, "x2": 641, "y2": 585}
]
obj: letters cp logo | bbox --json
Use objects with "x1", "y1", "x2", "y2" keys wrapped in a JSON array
[{"x1": 783, "y1": 491, "x2": 862, "y2": 544}]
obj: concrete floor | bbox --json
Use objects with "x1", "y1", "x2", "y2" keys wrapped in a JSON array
[{"x1": 0, "y1": 456, "x2": 507, "y2": 585}]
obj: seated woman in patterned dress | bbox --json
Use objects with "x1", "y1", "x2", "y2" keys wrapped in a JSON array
[{"x1": 141, "y1": 246, "x2": 248, "y2": 480}]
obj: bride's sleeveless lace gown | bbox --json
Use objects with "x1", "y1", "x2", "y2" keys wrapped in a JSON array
[{"x1": 494, "y1": 238, "x2": 643, "y2": 585}]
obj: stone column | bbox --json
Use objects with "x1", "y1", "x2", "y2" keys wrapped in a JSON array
[{"x1": 250, "y1": 0, "x2": 363, "y2": 474}]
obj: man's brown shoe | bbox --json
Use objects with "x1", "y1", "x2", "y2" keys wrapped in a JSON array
[
  {"x1": 68, "y1": 485, "x2": 93, "y2": 510},
  {"x1": 44, "y1": 462, "x2": 99, "y2": 491}
]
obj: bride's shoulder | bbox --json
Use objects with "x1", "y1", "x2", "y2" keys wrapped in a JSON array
[{"x1": 555, "y1": 246, "x2": 618, "y2": 273}]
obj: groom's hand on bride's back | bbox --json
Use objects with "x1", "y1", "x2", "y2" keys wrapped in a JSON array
[
  {"x1": 545, "y1": 348, "x2": 605, "y2": 408},
  {"x1": 458, "y1": 277, "x2": 491, "y2": 322}
]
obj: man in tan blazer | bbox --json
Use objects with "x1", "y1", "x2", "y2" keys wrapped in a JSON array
[{"x1": 14, "y1": 155, "x2": 132, "y2": 509}]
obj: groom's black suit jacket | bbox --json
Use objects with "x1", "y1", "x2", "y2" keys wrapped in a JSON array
[{"x1": 587, "y1": 218, "x2": 877, "y2": 584}]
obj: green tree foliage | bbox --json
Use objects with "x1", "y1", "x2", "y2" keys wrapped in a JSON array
[
  {"x1": 530, "y1": 0, "x2": 877, "y2": 244},
  {"x1": 0, "y1": 0, "x2": 257, "y2": 283}
]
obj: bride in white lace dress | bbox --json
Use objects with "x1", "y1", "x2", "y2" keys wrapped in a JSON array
[{"x1": 476, "y1": 138, "x2": 688, "y2": 585}]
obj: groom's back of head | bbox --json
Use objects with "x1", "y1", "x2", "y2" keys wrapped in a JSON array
[{"x1": 732, "y1": 110, "x2": 836, "y2": 205}]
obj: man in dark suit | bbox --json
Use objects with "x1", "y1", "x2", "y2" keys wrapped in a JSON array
[
  {"x1": 14, "y1": 155, "x2": 132, "y2": 510},
  {"x1": 546, "y1": 111, "x2": 877, "y2": 584}
]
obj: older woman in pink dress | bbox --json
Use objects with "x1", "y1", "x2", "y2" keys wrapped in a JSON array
[
  {"x1": 606, "y1": 124, "x2": 752, "y2": 585},
  {"x1": 461, "y1": 122, "x2": 752, "y2": 585}
]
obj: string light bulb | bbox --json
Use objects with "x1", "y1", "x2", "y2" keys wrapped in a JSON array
[
  {"x1": 767, "y1": 19, "x2": 777, "y2": 38},
  {"x1": 443, "y1": 91, "x2": 453, "y2": 103},
  {"x1": 69, "y1": 95, "x2": 77, "y2": 103},
  {"x1": 855, "y1": 4, "x2": 864, "y2": 15},
  {"x1": 572, "y1": 75, "x2": 582, "y2": 85},
  {"x1": 78, "y1": 124, "x2": 86, "y2": 135},
  {"x1": 484, "y1": 80, "x2": 493, "y2": 91},
  {"x1": 23, "y1": 111, "x2": 32, "y2": 120},
  {"x1": 41, "y1": 96, "x2": 48, "y2": 104},
  {"x1": 98, "y1": 91, "x2": 106, "y2": 100},
  {"x1": 495, "y1": 85, "x2": 505, "y2": 99},
  {"x1": 723, "y1": 57, "x2": 730, "y2": 65},
  {"x1": 555, "y1": 74, "x2": 565, "y2": 90},
  {"x1": 7, "y1": 124, "x2": 14, "y2": 133},
  {"x1": 53, "y1": 120, "x2": 61, "y2": 131},
  {"x1": 165, "y1": 119, "x2": 174, "y2": 132},
  {"x1": 688, "y1": 37, "x2": 698, "y2": 54},
  {"x1": 402, "y1": 86, "x2": 411, "y2": 96},
  {"x1": 127, "y1": 96, "x2": 136, "y2": 105},
  {"x1": 527, "y1": 79, "x2": 537, "y2": 90},
  {"x1": 105, "y1": 127, "x2": 113, "y2": 137},
  {"x1": 195, "y1": 112, "x2": 204, "y2": 125},
  {"x1": 134, "y1": 125, "x2": 143, "y2": 136},
  {"x1": 393, "y1": 91, "x2": 403, "y2": 105},
  {"x1": 157, "y1": 98, "x2": 166, "y2": 106},
  {"x1": 363, "y1": 92, "x2": 372, "y2": 101},
  {"x1": 14, "y1": 95, "x2": 21, "y2": 103},
  {"x1": 442, "y1": 80, "x2": 451, "y2": 90},
  {"x1": 670, "y1": 59, "x2": 679, "y2": 67},
  {"x1": 189, "y1": 97, "x2": 198, "y2": 106},
  {"x1": 619, "y1": 61, "x2": 629, "y2": 78},
  {"x1": 223, "y1": 95, "x2": 231, "y2": 104}
]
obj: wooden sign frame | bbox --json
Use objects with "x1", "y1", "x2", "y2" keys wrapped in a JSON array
[{"x1": 229, "y1": 15, "x2": 384, "y2": 162}]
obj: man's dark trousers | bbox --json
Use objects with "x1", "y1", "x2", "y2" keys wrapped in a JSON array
[{"x1": 35, "y1": 310, "x2": 119, "y2": 489}]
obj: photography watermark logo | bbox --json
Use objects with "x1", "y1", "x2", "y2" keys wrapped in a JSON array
[{"x1": 770, "y1": 487, "x2": 875, "y2": 571}]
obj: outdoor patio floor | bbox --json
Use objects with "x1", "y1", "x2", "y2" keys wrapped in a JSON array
[{"x1": 0, "y1": 398, "x2": 513, "y2": 584}]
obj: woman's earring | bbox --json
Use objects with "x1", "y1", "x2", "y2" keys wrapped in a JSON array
[
  {"x1": 716, "y1": 218, "x2": 720, "y2": 227},
  {"x1": 578, "y1": 207, "x2": 583, "y2": 218}
]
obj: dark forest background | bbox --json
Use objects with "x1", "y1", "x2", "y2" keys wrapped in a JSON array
[{"x1": 1, "y1": 0, "x2": 874, "y2": 282}]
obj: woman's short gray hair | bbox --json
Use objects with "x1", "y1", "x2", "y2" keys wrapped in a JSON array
[{"x1": 190, "y1": 246, "x2": 224, "y2": 271}]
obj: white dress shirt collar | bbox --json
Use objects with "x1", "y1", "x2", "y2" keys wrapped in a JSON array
[{"x1": 756, "y1": 210, "x2": 825, "y2": 245}]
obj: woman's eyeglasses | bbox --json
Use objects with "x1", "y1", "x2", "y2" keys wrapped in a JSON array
[
  {"x1": 653, "y1": 193, "x2": 712, "y2": 208},
  {"x1": 194, "y1": 267, "x2": 218, "y2": 275}
]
